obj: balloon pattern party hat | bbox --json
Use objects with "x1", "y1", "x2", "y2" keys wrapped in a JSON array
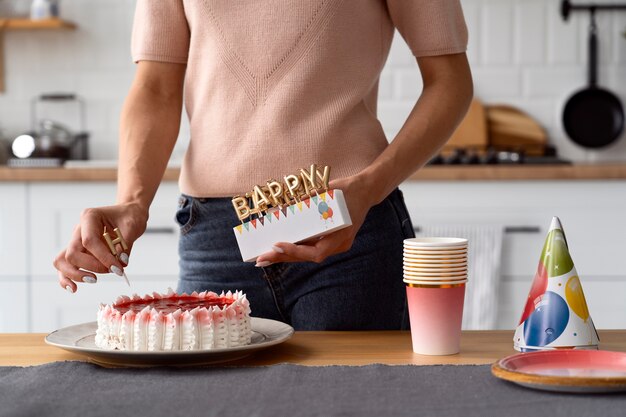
[{"x1": 514, "y1": 217, "x2": 599, "y2": 352}]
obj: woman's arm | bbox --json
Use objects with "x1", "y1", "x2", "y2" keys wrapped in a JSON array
[
  {"x1": 117, "y1": 61, "x2": 186, "y2": 210},
  {"x1": 359, "y1": 53, "x2": 473, "y2": 205},
  {"x1": 54, "y1": 61, "x2": 186, "y2": 292},
  {"x1": 256, "y1": 53, "x2": 473, "y2": 265}
]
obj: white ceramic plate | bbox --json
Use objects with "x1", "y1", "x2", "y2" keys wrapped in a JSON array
[
  {"x1": 403, "y1": 259, "x2": 468, "y2": 265},
  {"x1": 45, "y1": 317, "x2": 294, "y2": 367},
  {"x1": 404, "y1": 238, "x2": 468, "y2": 248},
  {"x1": 404, "y1": 279, "x2": 468, "y2": 286},
  {"x1": 403, "y1": 265, "x2": 468, "y2": 273},
  {"x1": 404, "y1": 262, "x2": 468, "y2": 268},
  {"x1": 403, "y1": 249, "x2": 468, "y2": 255},
  {"x1": 403, "y1": 253, "x2": 467, "y2": 259},
  {"x1": 404, "y1": 274, "x2": 467, "y2": 281},
  {"x1": 404, "y1": 270, "x2": 468, "y2": 277}
]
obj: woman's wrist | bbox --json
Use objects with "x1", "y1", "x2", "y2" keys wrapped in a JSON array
[
  {"x1": 116, "y1": 198, "x2": 150, "y2": 223},
  {"x1": 117, "y1": 184, "x2": 153, "y2": 217},
  {"x1": 354, "y1": 167, "x2": 395, "y2": 207}
]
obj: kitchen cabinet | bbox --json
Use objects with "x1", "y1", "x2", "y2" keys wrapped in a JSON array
[
  {"x1": 0, "y1": 180, "x2": 182, "y2": 332},
  {"x1": 30, "y1": 278, "x2": 175, "y2": 333},
  {"x1": 0, "y1": 280, "x2": 28, "y2": 332},
  {"x1": 28, "y1": 183, "x2": 181, "y2": 277},
  {"x1": 27, "y1": 182, "x2": 181, "y2": 332},
  {"x1": 1, "y1": 176, "x2": 625, "y2": 332},
  {"x1": 0, "y1": 184, "x2": 28, "y2": 276},
  {"x1": 400, "y1": 181, "x2": 626, "y2": 330},
  {"x1": 0, "y1": 185, "x2": 28, "y2": 332}
]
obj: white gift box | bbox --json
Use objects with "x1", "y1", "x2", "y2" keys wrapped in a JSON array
[{"x1": 233, "y1": 189, "x2": 352, "y2": 262}]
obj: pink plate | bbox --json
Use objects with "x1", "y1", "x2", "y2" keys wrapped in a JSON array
[{"x1": 492, "y1": 350, "x2": 626, "y2": 393}]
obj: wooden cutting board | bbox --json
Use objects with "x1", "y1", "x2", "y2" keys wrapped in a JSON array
[
  {"x1": 486, "y1": 105, "x2": 548, "y2": 155},
  {"x1": 444, "y1": 98, "x2": 488, "y2": 151}
]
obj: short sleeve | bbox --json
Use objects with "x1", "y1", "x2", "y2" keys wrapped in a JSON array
[
  {"x1": 385, "y1": 0, "x2": 468, "y2": 57},
  {"x1": 131, "y1": 0, "x2": 190, "y2": 64}
]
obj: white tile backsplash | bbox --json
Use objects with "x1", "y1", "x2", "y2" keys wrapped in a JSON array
[
  {"x1": 514, "y1": 1, "x2": 546, "y2": 65},
  {"x1": 523, "y1": 68, "x2": 586, "y2": 98},
  {"x1": 481, "y1": 1, "x2": 514, "y2": 65},
  {"x1": 472, "y1": 68, "x2": 522, "y2": 98},
  {"x1": 380, "y1": 0, "x2": 626, "y2": 162},
  {"x1": 386, "y1": 30, "x2": 415, "y2": 68},
  {"x1": 462, "y1": 1, "x2": 481, "y2": 65},
  {"x1": 547, "y1": 3, "x2": 581, "y2": 65},
  {"x1": 613, "y1": 13, "x2": 626, "y2": 64},
  {"x1": 378, "y1": 72, "x2": 393, "y2": 100},
  {"x1": 394, "y1": 68, "x2": 423, "y2": 101},
  {"x1": 0, "y1": 0, "x2": 625, "y2": 162}
]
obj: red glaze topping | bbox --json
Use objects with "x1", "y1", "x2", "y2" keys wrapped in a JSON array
[{"x1": 114, "y1": 295, "x2": 235, "y2": 314}]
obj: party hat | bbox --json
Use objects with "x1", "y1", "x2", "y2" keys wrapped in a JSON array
[{"x1": 514, "y1": 217, "x2": 599, "y2": 352}]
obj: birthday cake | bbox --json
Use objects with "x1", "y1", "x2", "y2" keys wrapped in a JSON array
[{"x1": 95, "y1": 289, "x2": 252, "y2": 351}]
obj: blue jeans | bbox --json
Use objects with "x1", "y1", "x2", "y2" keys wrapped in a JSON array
[{"x1": 176, "y1": 189, "x2": 415, "y2": 330}]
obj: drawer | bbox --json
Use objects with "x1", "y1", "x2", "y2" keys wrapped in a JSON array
[
  {"x1": 496, "y1": 278, "x2": 626, "y2": 331},
  {"x1": 400, "y1": 181, "x2": 626, "y2": 278},
  {"x1": 28, "y1": 183, "x2": 182, "y2": 277},
  {"x1": 0, "y1": 278, "x2": 28, "y2": 332},
  {"x1": 0, "y1": 185, "x2": 28, "y2": 276},
  {"x1": 30, "y1": 276, "x2": 177, "y2": 333},
  {"x1": 400, "y1": 181, "x2": 626, "y2": 211}
]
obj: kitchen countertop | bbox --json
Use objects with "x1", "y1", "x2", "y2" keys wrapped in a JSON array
[
  {"x1": 1, "y1": 164, "x2": 626, "y2": 182},
  {"x1": 0, "y1": 166, "x2": 180, "y2": 182},
  {"x1": 408, "y1": 163, "x2": 626, "y2": 181},
  {"x1": 1, "y1": 330, "x2": 625, "y2": 367}
]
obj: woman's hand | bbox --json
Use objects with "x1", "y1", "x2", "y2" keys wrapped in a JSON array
[
  {"x1": 254, "y1": 174, "x2": 377, "y2": 266},
  {"x1": 53, "y1": 203, "x2": 148, "y2": 293}
]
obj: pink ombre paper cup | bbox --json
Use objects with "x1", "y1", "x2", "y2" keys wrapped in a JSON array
[{"x1": 406, "y1": 282, "x2": 466, "y2": 355}]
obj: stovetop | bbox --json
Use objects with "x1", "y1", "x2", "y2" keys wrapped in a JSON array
[{"x1": 428, "y1": 147, "x2": 571, "y2": 166}]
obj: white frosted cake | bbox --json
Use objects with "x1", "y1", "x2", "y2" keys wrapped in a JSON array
[{"x1": 95, "y1": 289, "x2": 252, "y2": 351}]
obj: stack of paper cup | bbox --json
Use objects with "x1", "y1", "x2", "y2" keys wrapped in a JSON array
[{"x1": 404, "y1": 238, "x2": 468, "y2": 355}]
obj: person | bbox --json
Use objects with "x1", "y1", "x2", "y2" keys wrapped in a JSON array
[{"x1": 53, "y1": 1, "x2": 472, "y2": 330}]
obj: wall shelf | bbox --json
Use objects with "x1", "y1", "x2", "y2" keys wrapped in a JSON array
[
  {"x1": 1, "y1": 18, "x2": 76, "y2": 30},
  {"x1": 0, "y1": 18, "x2": 77, "y2": 92}
]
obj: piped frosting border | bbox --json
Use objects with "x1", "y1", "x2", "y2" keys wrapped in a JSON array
[{"x1": 95, "y1": 288, "x2": 252, "y2": 351}]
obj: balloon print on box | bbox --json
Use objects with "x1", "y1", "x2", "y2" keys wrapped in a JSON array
[{"x1": 318, "y1": 201, "x2": 334, "y2": 222}]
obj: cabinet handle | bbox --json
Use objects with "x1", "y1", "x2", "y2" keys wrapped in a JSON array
[
  {"x1": 39, "y1": 93, "x2": 77, "y2": 101},
  {"x1": 144, "y1": 227, "x2": 176, "y2": 235},
  {"x1": 504, "y1": 226, "x2": 541, "y2": 234},
  {"x1": 413, "y1": 226, "x2": 541, "y2": 234}
]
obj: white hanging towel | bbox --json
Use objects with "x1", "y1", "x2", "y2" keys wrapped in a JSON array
[{"x1": 416, "y1": 224, "x2": 504, "y2": 330}]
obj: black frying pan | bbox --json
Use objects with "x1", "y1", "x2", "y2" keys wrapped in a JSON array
[{"x1": 562, "y1": 10, "x2": 624, "y2": 149}]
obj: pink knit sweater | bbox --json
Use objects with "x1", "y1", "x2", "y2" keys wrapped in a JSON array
[{"x1": 132, "y1": 0, "x2": 467, "y2": 197}]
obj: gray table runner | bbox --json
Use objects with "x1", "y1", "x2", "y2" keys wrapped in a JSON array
[{"x1": 1, "y1": 363, "x2": 624, "y2": 417}]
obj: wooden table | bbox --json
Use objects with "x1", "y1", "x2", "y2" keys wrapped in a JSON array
[{"x1": 2, "y1": 330, "x2": 625, "y2": 367}]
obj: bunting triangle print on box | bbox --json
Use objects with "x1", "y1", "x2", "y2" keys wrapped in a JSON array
[{"x1": 514, "y1": 217, "x2": 599, "y2": 352}]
